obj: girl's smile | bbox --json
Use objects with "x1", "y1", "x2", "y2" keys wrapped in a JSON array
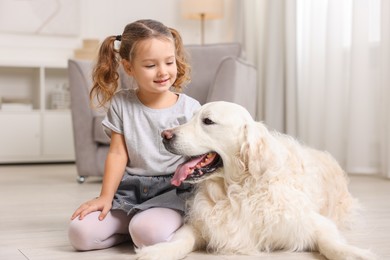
[{"x1": 154, "y1": 78, "x2": 170, "y2": 84}]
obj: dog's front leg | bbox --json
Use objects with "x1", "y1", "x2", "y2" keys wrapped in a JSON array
[{"x1": 136, "y1": 224, "x2": 201, "y2": 260}]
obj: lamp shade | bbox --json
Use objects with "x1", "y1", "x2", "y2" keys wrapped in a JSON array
[{"x1": 181, "y1": 0, "x2": 224, "y2": 20}]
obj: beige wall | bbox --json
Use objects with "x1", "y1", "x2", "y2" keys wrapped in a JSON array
[{"x1": 0, "y1": 0, "x2": 238, "y2": 66}]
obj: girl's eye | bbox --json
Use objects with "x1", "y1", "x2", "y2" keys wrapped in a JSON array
[
  {"x1": 145, "y1": 65, "x2": 155, "y2": 68},
  {"x1": 167, "y1": 62, "x2": 174, "y2": 65}
]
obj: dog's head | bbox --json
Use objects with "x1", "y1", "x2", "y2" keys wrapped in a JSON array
[{"x1": 162, "y1": 101, "x2": 277, "y2": 186}]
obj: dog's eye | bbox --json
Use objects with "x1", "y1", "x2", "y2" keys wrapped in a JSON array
[{"x1": 202, "y1": 118, "x2": 215, "y2": 125}]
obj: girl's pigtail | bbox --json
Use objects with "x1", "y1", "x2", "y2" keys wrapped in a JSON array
[
  {"x1": 90, "y1": 36, "x2": 120, "y2": 108},
  {"x1": 169, "y1": 28, "x2": 191, "y2": 92}
]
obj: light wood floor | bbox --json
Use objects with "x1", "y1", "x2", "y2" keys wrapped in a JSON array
[{"x1": 0, "y1": 163, "x2": 389, "y2": 260}]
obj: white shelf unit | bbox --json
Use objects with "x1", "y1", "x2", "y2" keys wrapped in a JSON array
[{"x1": 0, "y1": 62, "x2": 75, "y2": 163}]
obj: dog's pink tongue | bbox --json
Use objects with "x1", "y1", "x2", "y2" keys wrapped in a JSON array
[{"x1": 171, "y1": 155, "x2": 207, "y2": 186}]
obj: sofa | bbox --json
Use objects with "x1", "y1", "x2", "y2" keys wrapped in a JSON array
[{"x1": 68, "y1": 43, "x2": 257, "y2": 183}]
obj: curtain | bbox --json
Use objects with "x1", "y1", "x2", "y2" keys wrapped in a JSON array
[
  {"x1": 237, "y1": 0, "x2": 298, "y2": 135},
  {"x1": 380, "y1": 0, "x2": 390, "y2": 178},
  {"x1": 238, "y1": 0, "x2": 390, "y2": 178}
]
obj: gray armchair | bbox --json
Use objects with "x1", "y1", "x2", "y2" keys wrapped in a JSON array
[{"x1": 68, "y1": 43, "x2": 257, "y2": 183}]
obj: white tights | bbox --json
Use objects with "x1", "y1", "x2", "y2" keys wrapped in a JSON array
[{"x1": 68, "y1": 208, "x2": 183, "y2": 250}]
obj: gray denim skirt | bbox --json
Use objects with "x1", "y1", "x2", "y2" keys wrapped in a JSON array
[{"x1": 111, "y1": 173, "x2": 193, "y2": 218}]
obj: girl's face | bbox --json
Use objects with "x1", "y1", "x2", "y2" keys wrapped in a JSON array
[{"x1": 124, "y1": 38, "x2": 177, "y2": 95}]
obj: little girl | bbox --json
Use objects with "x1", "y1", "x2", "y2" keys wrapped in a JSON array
[{"x1": 68, "y1": 19, "x2": 200, "y2": 250}]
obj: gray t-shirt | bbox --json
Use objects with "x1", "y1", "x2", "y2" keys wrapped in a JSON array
[{"x1": 102, "y1": 89, "x2": 200, "y2": 176}]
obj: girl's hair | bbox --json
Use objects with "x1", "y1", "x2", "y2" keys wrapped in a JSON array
[{"x1": 90, "y1": 19, "x2": 190, "y2": 107}]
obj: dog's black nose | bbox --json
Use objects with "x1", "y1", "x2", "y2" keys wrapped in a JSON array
[{"x1": 161, "y1": 129, "x2": 174, "y2": 140}]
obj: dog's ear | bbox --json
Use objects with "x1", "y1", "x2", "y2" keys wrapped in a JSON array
[{"x1": 240, "y1": 122, "x2": 285, "y2": 176}]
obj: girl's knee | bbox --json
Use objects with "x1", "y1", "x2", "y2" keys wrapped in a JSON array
[
  {"x1": 129, "y1": 208, "x2": 183, "y2": 247},
  {"x1": 68, "y1": 218, "x2": 95, "y2": 251},
  {"x1": 68, "y1": 211, "x2": 131, "y2": 251}
]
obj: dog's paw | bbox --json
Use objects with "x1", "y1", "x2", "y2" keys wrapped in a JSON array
[
  {"x1": 135, "y1": 246, "x2": 162, "y2": 260},
  {"x1": 342, "y1": 247, "x2": 378, "y2": 260},
  {"x1": 135, "y1": 243, "x2": 184, "y2": 260}
]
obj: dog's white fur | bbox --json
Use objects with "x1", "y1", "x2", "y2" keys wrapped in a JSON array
[{"x1": 136, "y1": 101, "x2": 376, "y2": 260}]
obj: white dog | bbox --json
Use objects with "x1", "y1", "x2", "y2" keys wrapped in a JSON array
[{"x1": 136, "y1": 101, "x2": 375, "y2": 260}]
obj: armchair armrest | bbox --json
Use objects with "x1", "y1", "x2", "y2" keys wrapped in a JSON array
[
  {"x1": 68, "y1": 59, "x2": 103, "y2": 177},
  {"x1": 207, "y1": 56, "x2": 257, "y2": 118}
]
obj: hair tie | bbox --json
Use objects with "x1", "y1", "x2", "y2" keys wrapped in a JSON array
[{"x1": 115, "y1": 35, "x2": 122, "y2": 41}]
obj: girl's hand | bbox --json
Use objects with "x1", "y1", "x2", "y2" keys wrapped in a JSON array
[{"x1": 70, "y1": 196, "x2": 112, "y2": 221}]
